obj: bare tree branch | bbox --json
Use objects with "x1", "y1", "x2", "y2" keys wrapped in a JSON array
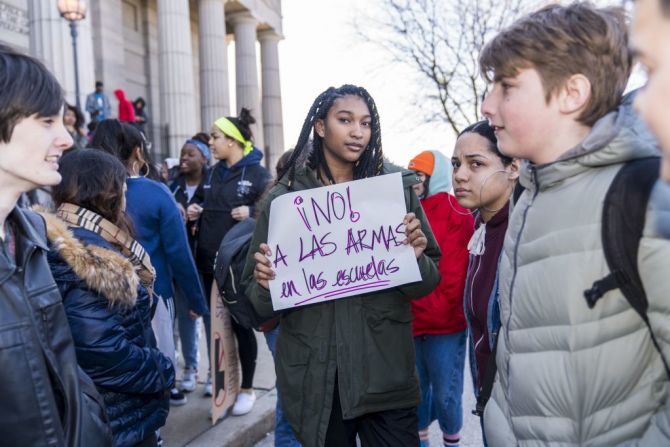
[{"x1": 357, "y1": 0, "x2": 534, "y2": 134}]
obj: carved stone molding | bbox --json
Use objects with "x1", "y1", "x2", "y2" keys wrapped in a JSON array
[{"x1": 0, "y1": 2, "x2": 29, "y2": 35}]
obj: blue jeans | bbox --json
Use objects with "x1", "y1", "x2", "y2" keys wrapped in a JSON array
[
  {"x1": 414, "y1": 330, "x2": 467, "y2": 435},
  {"x1": 174, "y1": 283, "x2": 199, "y2": 370},
  {"x1": 264, "y1": 326, "x2": 302, "y2": 447}
]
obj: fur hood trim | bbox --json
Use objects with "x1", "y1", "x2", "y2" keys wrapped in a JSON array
[{"x1": 39, "y1": 211, "x2": 139, "y2": 307}]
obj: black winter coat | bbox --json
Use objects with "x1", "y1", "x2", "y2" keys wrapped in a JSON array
[
  {"x1": 196, "y1": 148, "x2": 272, "y2": 273},
  {"x1": 0, "y1": 207, "x2": 109, "y2": 446},
  {"x1": 44, "y1": 213, "x2": 175, "y2": 447}
]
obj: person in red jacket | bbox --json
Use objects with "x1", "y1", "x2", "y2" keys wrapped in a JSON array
[
  {"x1": 114, "y1": 88, "x2": 136, "y2": 123},
  {"x1": 408, "y1": 150, "x2": 474, "y2": 447}
]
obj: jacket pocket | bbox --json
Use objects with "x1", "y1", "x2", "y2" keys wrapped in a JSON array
[
  {"x1": 0, "y1": 323, "x2": 54, "y2": 444},
  {"x1": 275, "y1": 335, "x2": 311, "y2": 430},
  {"x1": 362, "y1": 296, "x2": 415, "y2": 394}
]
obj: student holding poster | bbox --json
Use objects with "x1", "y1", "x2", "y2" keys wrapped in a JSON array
[{"x1": 243, "y1": 84, "x2": 441, "y2": 447}]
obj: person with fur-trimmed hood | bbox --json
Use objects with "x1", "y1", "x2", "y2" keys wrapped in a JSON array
[{"x1": 43, "y1": 149, "x2": 175, "y2": 447}]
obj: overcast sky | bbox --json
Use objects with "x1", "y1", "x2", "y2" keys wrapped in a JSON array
[{"x1": 275, "y1": 0, "x2": 451, "y2": 168}]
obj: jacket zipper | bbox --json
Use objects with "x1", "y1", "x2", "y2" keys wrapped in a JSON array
[{"x1": 505, "y1": 166, "x2": 540, "y2": 373}]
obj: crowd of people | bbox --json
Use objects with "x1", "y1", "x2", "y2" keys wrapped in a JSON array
[{"x1": 3, "y1": 1, "x2": 670, "y2": 446}]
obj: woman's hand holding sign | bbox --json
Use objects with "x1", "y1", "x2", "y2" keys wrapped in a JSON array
[
  {"x1": 253, "y1": 243, "x2": 275, "y2": 290},
  {"x1": 403, "y1": 212, "x2": 427, "y2": 259}
]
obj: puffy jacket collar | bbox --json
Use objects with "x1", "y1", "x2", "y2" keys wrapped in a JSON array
[
  {"x1": 520, "y1": 92, "x2": 660, "y2": 192},
  {"x1": 39, "y1": 211, "x2": 139, "y2": 307}
]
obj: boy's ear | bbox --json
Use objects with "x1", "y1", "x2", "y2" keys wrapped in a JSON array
[
  {"x1": 558, "y1": 74, "x2": 591, "y2": 115},
  {"x1": 508, "y1": 159, "x2": 521, "y2": 181},
  {"x1": 314, "y1": 119, "x2": 325, "y2": 138}
]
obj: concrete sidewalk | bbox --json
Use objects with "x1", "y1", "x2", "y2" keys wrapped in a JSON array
[{"x1": 161, "y1": 327, "x2": 277, "y2": 447}]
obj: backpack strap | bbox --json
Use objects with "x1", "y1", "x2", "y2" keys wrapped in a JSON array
[{"x1": 583, "y1": 157, "x2": 670, "y2": 378}]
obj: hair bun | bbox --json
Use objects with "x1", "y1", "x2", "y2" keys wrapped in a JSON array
[{"x1": 238, "y1": 108, "x2": 256, "y2": 126}]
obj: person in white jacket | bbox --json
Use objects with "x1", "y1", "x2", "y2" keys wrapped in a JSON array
[{"x1": 479, "y1": 3, "x2": 670, "y2": 445}]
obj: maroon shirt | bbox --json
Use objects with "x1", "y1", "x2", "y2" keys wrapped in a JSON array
[{"x1": 465, "y1": 202, "x2": 509, "y2": 389}]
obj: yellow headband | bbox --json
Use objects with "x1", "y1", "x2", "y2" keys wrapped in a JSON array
[{"x1": 214, "y1": 117, "x2": 254, "y2": 156}]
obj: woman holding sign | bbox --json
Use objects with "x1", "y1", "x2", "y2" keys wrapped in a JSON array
[{"x1": 243, "y1": 84, "x2": 441, "y2": 447}]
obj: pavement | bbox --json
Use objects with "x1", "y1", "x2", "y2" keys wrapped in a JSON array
[
  {"x1": 161, "y1": 324, "x2": 277, "y2": 447},
  {"x1": 254, "y1": 351, "x2": 484, "y2": 447}
]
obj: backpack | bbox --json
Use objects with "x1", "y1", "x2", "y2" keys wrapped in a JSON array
[
  {"x1": 474, "y1": 157, "x2": 669, "y2": 418},
  {"x1": 213, "y1": 218, "x2": 265, "y2": 330}
]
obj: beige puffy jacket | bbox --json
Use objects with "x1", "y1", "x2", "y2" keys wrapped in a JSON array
[{"x1": 484, "y1": 99, "x2": 670, "y2": 446}]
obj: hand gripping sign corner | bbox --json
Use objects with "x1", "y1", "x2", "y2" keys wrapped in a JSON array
[{"x1": 267, "y1": 172, "x2": 421, "y2": 311}]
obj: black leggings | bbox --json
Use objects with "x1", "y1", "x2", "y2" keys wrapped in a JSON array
[{"x1": 202, "y1": 272, "x2": 257, "y2": 389}]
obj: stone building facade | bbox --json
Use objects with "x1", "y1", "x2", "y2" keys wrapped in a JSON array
[{"x1": 3, "y1": 0, "x2": 284, "y2": 166}]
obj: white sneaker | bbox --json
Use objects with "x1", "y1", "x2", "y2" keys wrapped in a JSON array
[
  {"x1": 231, "y1": 391, "x2": 256, "y2": 416},
  {"x1": 180, "y1": 368, "x2": 197, "y2": 392},
  {"x1": 203, "y1": 374, "x2": 212, "y2": 397}
]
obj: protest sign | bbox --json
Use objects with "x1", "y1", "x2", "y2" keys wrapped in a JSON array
[
  {"x1": 210, "y1": 281, "x2": 240, "y2": 424},
  {"x1": 267, "y1": 172, "x2": 421, "y2": 311}
]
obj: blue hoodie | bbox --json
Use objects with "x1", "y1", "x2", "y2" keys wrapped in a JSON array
[{"x1": 425, "y1": 150, "x2": 453, "y2": 197}]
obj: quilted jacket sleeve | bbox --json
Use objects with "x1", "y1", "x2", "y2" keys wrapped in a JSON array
[{"x1": 60, "y1": 283, "x2": 175, "y2": 395}]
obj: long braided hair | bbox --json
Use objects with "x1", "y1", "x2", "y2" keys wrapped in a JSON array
[{"x1": 281, "y1": 84, "x2": 384, "y2": 189}]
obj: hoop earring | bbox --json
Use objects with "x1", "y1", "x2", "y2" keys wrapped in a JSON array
[{"x1": 142, "y1": 161, "x2": 150, "y2": 177}]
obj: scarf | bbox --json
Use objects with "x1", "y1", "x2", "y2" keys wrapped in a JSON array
[{"x1": 56, "y1": 203, "x2": 156, "y2": 293}]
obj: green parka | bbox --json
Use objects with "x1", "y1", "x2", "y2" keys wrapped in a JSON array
[{"x1": 242, "y1": 163, "x2": 441, "y2": 446}]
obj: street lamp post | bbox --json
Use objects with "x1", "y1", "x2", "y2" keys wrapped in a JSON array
[{"x1": 57, "y1": 0, "x2": 87, "y2": 111}]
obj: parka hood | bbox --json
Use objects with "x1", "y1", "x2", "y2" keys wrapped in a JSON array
[
  {"x1": 39, "y1": 211, "x2": 139, "y2": 307},
  {"x1": 114, "y1": 89, "x2": 127, "y2": 101},
  {"x1": 426, "y1": 150, "x2": 452, "y2": 196},
  {"x1": 519, "y1": 91, "x2": 661, "y2": 192}
]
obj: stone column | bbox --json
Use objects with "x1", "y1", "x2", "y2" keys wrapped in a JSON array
[
  {"x1": 29, "y1": 0, "x2": 95, "y2": 110},
  {"x1": 157, "y1": 0, "x2": 198, "y2": 157},
  {"x1": 89, "y1": 0, "x2": 125, "y2": 109},
  {"x1": 198, "y1": 0, "x2": 229, "y2": 130},
  {"x1": 229, "y1": 12, "x2": 264, "y2": 151},
  {"x1": 259, "y1": 30, "x2": 284, "y2": 168}
]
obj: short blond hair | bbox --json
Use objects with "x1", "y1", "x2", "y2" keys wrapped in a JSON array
[{"x1": 479, "y1": 2, "x2": 632, "y2": 126}]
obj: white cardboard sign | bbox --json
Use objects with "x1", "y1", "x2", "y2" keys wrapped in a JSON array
[{"x1": 267, "y1": 172, "x2": 421, "y2": 310}]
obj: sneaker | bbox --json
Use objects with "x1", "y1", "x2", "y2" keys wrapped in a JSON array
[
  {"x1": 203, "y1": 374, "x2": 212, "y2": 397},
  {"x1": 231, "y1": 391, "x2": 256, "y2": 416},
  {"x1": 180, "y1": 368, "x2": 197, "y2": 392},
  {"x1": 170, "y1": 388, "x2": 187, "y2": 406}
]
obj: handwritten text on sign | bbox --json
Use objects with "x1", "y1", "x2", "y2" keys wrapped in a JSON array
[{"x1": 267, "y1": 173, "x2": 421, "y2": 310}]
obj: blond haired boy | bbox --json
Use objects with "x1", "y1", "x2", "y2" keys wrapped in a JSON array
[{"x1": 479, "y1": 3, "x2": 670, "y2": 445}]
